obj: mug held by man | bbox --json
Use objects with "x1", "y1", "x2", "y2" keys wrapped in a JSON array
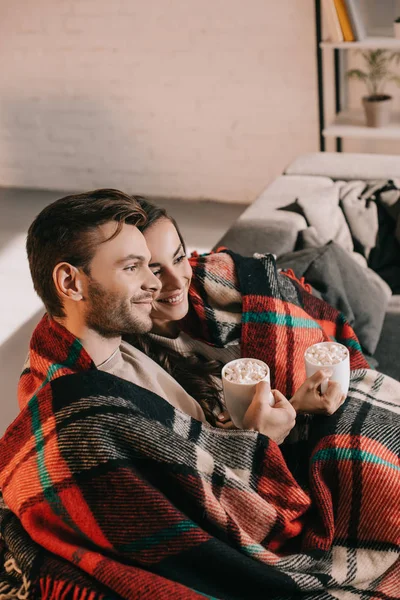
[{"x1": 221, "y1": 358, "x2": 274, "y2": 428}]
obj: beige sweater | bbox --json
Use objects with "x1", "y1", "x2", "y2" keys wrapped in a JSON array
[
  {"x1": 149, "y1": 331, "x2": 241, "y2": 363},
  {"x1": 98, "y1": 340, "x2": 206, "y2": 422},
  {"x1": 148, "y1": 332, "x2": 241, "y2": 409}
]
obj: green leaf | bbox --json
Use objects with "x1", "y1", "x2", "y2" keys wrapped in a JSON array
[
  {"x1": 346, "y1": 69, "x2": 368, "y2": 81},
  {"x1": 346, "y1": 49, "x2": 400, "y2": 95}
]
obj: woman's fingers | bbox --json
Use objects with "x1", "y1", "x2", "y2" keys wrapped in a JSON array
[
  {"x1": 215, "y1": 419, "x2": 236, "y2": 429},
  {"x1": 290, "y1": 371, "x2": 346, "y2": 415},
  {"x1": 217, "y1": 410, "x2": 230, "y2": 422}
]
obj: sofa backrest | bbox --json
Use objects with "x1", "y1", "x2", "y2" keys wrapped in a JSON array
[{"x1": 285, "y1": 152, "x2": 400, "y2": 182}]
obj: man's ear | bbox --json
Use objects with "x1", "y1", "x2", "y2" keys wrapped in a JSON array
[{"x1": 53, "y1": 263, "x2": 86, "y2": 303}]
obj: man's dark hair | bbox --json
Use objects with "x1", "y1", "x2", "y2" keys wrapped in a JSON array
[{"x1": 27, "y1": 189, "x2": 147, "y2": 317}]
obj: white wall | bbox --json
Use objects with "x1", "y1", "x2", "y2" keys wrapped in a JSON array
[{"x1": 0, "y1": 0, "x2": 319, "y2": 203}]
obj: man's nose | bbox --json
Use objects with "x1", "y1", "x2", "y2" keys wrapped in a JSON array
[{"x1": 144, "y1": 268, "x2": 162, "y2": 292}]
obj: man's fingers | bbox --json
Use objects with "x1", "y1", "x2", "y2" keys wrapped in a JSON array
[
  {"x1": 271, "y1": 390, "x2": 297, "y2": 419},
  {"x1": 254, "y1": 380, "x2": 271, "y2": 395},
  {"x1": 253, "y1": 383, "x2": 295, "y2": 419},
  {"x1": 309, "y1": 369, "x2": 333, "y2": 386},
  {"x1": 252, "y1": 381, "x2": 273, "y2": 406},
  {"x1": 324, "y1": 380, "x2": 342, "y2": 400},
  {"x1": 271, "y1": 389, "x2": 290, "y2": 406}
]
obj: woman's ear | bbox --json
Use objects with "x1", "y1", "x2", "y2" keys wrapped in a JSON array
[{"x1": 53, "y1": 263, "x2": 85, "y2": 304}]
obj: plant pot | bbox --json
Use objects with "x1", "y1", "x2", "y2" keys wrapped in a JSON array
[
  {"x1": 362, "y1": 95, "x2": 392, "y2": 127},
  {"x1": 394, "y1": 21, "x2": 400, "y2": 39}
]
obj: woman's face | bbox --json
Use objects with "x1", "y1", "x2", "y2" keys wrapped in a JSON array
[{"x1": 143, "y1": 218, "x2": 192, "y2": 335}]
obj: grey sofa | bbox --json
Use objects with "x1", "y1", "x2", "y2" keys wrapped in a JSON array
[{"x1": 217, "y1": 152, "x2": 400, "y2": 381}]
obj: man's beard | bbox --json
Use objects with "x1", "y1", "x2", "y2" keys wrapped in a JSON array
[{"x1": 85, "y1": 278, "x2": 153, "y2": 338}]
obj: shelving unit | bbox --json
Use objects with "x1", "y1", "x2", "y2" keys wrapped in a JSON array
[
  {"x1": 320, "y1": 37, "x2": 400, "y2": 50},
  {"x1": 323, "y1": 109, "x2": 400, "y2": 140},
  {"x1": 315, "y1": 1, "x2": 400, "y2": 152}
]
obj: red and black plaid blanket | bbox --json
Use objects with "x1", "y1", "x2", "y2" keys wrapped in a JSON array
[
  {"x1": 184, "y1": 250, "x2": 369, "y2": 397},
  {"x1": 0, "y1": 252, "x2": 399, "y2": 599}
]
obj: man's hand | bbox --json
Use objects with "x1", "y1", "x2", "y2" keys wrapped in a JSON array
[
  {"x1": 242, "y1": 381, "x2": 296, "y2": 444},
  {"x1": 290, "y1": 370, "x2": 345, "y2": 415}
]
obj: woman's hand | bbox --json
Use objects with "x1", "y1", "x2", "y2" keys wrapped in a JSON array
[
  {"x1": 243, "y1": 381, "x2": 296, "y2": 444},
  {"x1": 290, "y1": 370, "x2": 345, "y2": 415},
  {"x1": 215, "y1": 410, "x2": 236, "y2": 429}
]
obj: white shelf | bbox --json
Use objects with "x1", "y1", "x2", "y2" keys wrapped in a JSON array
[
  {"x1": 323, "y1": 109, "x2": 400, "y2": 140},
  {"x1": 320, "y1": 36, "x2": 400, "y2": 50}
]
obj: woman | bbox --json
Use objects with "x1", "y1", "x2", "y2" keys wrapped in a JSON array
[{"x1": 128, "y1": 197, "x2": 347, "y2": 427}]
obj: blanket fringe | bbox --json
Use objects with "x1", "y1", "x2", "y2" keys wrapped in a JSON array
[{"x1": 40, "y1": 576, "x2": 103, "y2": 600}]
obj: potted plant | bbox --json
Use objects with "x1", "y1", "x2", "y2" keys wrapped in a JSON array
[
  {"x1": 394, "y1": 17, "x2": 400, "y2": 39},
  {"x1": 346, "y1": 49, "x2": 400, "y2": 127}
]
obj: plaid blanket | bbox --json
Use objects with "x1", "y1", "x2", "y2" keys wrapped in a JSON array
[
  {"x1": 0, "y1": 252, "x2": 399, "y2": 599},
  {"x1": 184, "y1": 250, "x2": 369, "y2": 397}
]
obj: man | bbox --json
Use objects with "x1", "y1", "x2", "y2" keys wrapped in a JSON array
[{"x1": 0, "y1": 190, "x2": 397, "y2": 600}]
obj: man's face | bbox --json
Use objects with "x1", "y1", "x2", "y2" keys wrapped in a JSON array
[{"x1": 83, "y1": 223, "x2": 161, "y2": 337}]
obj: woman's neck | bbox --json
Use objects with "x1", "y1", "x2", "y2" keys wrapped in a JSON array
[{"x1": 151, "y1": 319, "x2": 180, "y2": 339}]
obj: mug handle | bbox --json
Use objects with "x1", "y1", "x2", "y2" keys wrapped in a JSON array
[{"x1": 320, "y1": 378, "x2": 329, "y2": 395}]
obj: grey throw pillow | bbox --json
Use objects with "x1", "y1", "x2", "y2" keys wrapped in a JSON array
[{"x1": 277, "y1": 242, "x2": 391, "y2": 356}]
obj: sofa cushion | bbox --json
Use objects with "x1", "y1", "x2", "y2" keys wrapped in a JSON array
[
  {"x1": 215, "y1": 212, "x2": 306, "y2": 257},
  {"x1": 218, "y1": 176, "x2": 336, "y2": 257},
  {"x1": 240, "y1": 175, "x2": 335, "y2": 219},
  {"x1": 294, "y1": 183, "x2": 354, "y2": 252}
]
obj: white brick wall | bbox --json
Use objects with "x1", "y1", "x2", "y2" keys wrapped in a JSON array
[{"x1": 0, "y1": 0, "x2": 319, "y2": 202}]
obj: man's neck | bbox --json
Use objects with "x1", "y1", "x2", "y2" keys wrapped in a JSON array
[{"x1": 53, "y1": 316, "x2": 121, "y2": 366}]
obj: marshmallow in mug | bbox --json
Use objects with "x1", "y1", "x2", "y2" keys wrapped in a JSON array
[
  {"x1": 305, "y1": 342, "x2": 348, "y2": 366},
  {"x1": 224, "y1": 360, "x2": 268, "y2": 384}
]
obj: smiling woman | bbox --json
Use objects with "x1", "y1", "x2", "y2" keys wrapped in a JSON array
[
  {"x1": 125, "y1": 197, "x2": 226, "y2": 425},
  {"x1": 144, "y1": 218, "x2": 192, "y2": 337}
]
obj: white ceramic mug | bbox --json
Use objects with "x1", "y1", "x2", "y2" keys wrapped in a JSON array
[
  {"x1": 304, "y1": 342, "x2": 350, "y2": 397},
  {"x1": 221, "y1": 358, "x2": 274, "y2": 428}
]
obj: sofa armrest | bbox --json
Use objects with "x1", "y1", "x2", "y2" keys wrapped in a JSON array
[
  {"x1": 285, "y1": 152, "x2": 400, "y2": 182},
  {"x1": 214, "y1": 211, "x2": 307, "y2": 257}
]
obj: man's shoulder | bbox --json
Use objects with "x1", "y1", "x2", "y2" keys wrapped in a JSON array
[{"x1": 49, "y1": 369, "x2": 175, "y2": 423}]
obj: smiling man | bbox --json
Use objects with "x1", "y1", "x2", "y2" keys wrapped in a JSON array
[{"x1": 23, "y1": 188, "x2": 208, "y2": 420}]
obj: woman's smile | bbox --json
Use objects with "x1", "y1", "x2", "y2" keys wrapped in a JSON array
[{"x1": 157, "y1": 290, "x2": 185, "y2": 305}]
